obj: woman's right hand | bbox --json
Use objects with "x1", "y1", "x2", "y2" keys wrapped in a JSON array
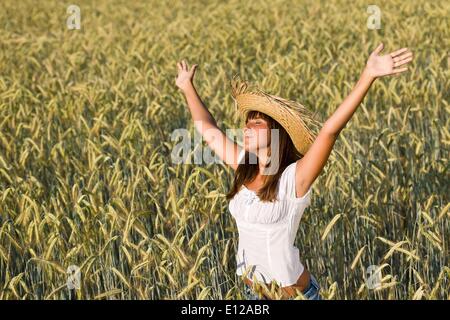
[{"x1": 176, "y1": 60, "x2": 198, "y2": 92}]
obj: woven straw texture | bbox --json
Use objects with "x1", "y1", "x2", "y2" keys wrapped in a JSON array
[{"x1": 230, "y1": 75, "x2": 320, "y2": 156}]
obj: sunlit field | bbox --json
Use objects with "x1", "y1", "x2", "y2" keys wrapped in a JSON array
[{"x1": 0, "y1": 0, "x2": 448, "y2": 299}]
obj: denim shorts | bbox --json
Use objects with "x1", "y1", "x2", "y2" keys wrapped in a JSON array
[{"x1": 242, "y1": 274, "x2": 322, "y2": 300}]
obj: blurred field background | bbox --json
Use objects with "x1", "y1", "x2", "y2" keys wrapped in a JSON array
[{"x1": 0, "y1": 0, "x2": 448, "y2": 299}]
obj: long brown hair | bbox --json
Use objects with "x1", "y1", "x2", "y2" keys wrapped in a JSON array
[{"x1": 226, "y1": 110, "x2": 301, "y2": 203}]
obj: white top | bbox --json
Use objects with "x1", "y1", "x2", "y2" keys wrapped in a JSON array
[{"x1": 228, "y1": 148, "x2": 312, "y2": 287}]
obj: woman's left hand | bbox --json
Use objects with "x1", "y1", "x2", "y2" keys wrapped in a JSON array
[{"x1": 364, "y1": 43, "x2": 413, "y2": 79}]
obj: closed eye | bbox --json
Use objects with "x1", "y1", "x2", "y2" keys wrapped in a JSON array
[{"x1": 245, "y1": 119, "x2": 265, "y2": 127}]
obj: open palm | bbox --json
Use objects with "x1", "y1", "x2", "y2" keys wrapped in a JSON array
[
  {"x1": 176, "y1": 60, "x2": 198, "y2": 92},
  {"x1": 365, "y1": 43, "x2": 413, "y2": 78}
]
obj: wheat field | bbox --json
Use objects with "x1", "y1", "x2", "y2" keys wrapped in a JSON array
[{"x1": 0, "y1": 0, "x2": 448, "y2": 300}]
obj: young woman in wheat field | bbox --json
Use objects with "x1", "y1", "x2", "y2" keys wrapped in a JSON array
[{"x1": 175, "y1": 43, "x2": 413, "y2": 300}]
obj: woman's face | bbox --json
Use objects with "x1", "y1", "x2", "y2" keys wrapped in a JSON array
[{"x1": 243, "y1": 117, "x2": 270, "y2": 152}]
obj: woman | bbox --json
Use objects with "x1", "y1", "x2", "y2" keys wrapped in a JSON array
[{"x1": 175, "y1": 43, "x2": 413, "y2": 300}]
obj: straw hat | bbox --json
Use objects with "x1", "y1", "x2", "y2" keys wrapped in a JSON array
[{"x1": 230, "y1": 75, "x2": 320, "y2": 156}]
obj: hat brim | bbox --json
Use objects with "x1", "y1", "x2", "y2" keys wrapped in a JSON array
[{"x1": 234, "y1": 92, "x2": 317, "y2": 156}]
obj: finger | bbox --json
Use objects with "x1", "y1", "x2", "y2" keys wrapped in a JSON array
[
  {"x1": 395, "y1": 51, "x2": 413, "y2": 61},
  {"x1": 182, "y1": 60, "x2": 188, "y2": 71},
  {"x1": 177, "y1": 62, "x2": 182, "y2": 71},
  {"x1": 391, "y1": 67, "x2": 408, "y2": 74},
  {"x1": 372, "y1": 42, "x2": 384, "y2": 55},
  {"x1": 190, "y1": 64, "x2": 198, "y2": 74},
  {"x1": 390, "y1": 47, "x2": 408, "y2": 58},
  {"x1": 393, "y1": 56, "x2": 413, "y2": 68}
]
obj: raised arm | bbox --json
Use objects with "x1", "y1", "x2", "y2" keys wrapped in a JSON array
[
  {"x1": 294, "y1": 43, "x2": 413, "y2": 198},
  {"x1": 175, "y1": 60, "x2": 242, "y2": 170}
]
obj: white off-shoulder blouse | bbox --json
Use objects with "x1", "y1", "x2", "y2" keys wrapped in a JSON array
[{"x1": 228, "y1": 148, "x2": 312, "y2": 287}]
